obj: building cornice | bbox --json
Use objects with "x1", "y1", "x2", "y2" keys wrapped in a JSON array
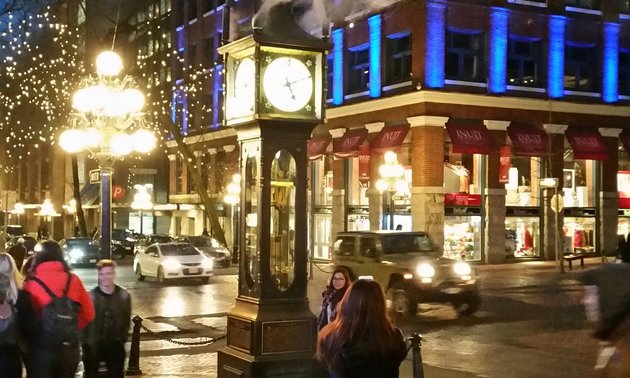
[
  {"x1": 165, "y1": 128, "x2": 237, "y2": 148},
  {"x1": 407, "y1": 116, "x2": 448, "y2": 127}
]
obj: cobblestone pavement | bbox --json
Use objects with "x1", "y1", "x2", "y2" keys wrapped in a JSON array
[{"x1": 99, "y1": 256, "x2": 605, "y2": 377}]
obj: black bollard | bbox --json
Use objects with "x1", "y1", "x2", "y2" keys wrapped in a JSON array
[
  {"x1": 126, "y1": 315, "x2": 143, "y2": 376},
  {"x1": 408, "y1": 333, "x2": 425, "y2": 378}
]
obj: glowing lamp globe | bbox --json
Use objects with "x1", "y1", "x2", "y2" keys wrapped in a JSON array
[
  {"x1": 132, "y1": 129, "x2": 156, "y2": 153},
  {"x1": 376, "y1": 179, "x2": 389, "y2": 193},
  {"x1": 123, "y1": 88, "x2": 145, "y2": 113},
  {"x1": 84, "y1": 128, "x2": 103, "y2": 148},
  {"x1": 96, "y1": 51, "x2": 123, "y2": 76},
  {"x1": 110, "y1": 133, "x2": 133, "y2": 156},
  {"x1": 59, "y1": 129, "x2": 86, "y2": 153}
]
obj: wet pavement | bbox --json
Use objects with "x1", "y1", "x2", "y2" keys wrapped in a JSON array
[{"x1": 72, "y1": 255, "x2": 606, "y2": 377}]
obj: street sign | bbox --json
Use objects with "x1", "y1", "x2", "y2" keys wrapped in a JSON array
[
  {"x1": 89, "y1": 169, "x2": 100, "y2": 184},
  {"x1": 551, "y1": 194, "x2": 564, "y2": 213},
  {"x1": 112, "y1": 185, "x2": 126, "y2": 201}
]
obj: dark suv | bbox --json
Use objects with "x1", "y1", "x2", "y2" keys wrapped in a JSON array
[
  {"x1": 333, "y1": 231, "x2": 481, "y2": 318},
  {"x1": 93, "y1": 228, "x2": 136, "y2": 258}
]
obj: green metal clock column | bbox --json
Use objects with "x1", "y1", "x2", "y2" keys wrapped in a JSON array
[{"x1": 217, "y1": 4, "x2": 331, "y2": 377}]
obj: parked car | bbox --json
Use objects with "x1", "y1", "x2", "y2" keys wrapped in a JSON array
[
  {"x1": 134, "y1": 234, "x2": 174, "y2": 255},
  {"x1": 333, "y1": 231, "x2": 481, "y2": 318},
  {"x1": 133, "y1": 242, "x2": 213, "y2": 283},
  {"x1": 176, "y1": 236, "x2": 232, "y2": 268},
  {"x1": 5, "y1": 235, "x2": 37, "y2": 254},
  {"x1": 60, "y1": 237, "x2": 100, "y2": 266},
  {"x1": 93, "y1": 228, "x2": 136, "y2": 258}
]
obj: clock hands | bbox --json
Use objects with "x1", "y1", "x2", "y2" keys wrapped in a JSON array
[{"x1": 284, "y1": 77, "x2": 296, "y2": 100}]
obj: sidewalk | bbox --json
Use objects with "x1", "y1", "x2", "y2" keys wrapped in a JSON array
[{"x1": 128, "y1": 257, "x2": 606, "y2": 377}]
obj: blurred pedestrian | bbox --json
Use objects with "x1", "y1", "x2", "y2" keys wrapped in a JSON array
[
  {"x1": 23, "y1": 240, "x2": 95, "y2": 378},
  {"x1": 580, "y1": 264, "x2": 630, "y2": 377},
  {"x1": 7, "y1": 237, "x2": 27, "y2": 271},
  {"x1": 318, "y1": 267, "x2": 351, "y2": 331},
  {"x1": 317, "y1": 279, "x2": 407, "y2": 378},
  {"x1": 82, "y1": 259, "x2": 131, "y2": 378},
  {"x1": 0, "y1": 253, "x2": 36, "y2": 378}
]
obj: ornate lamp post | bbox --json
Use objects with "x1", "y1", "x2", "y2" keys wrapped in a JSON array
[
  {"x1": 59, "y1": 51, "x2": 155, "y2": 259},
  {"x1": 540, "y1": 177, "x2": 563, "y2": 273},
  {"x1": 223, "y1": 174, "x2": 241, "y2": 261},
  {"x1": 39, "y1": 199, "x2": 58, "y2": 240},
  {"x1": 131, "y1": 184, "x2": 153, "y2": 236},
  {"x1": 376, "y1": 151, "x2": 407, "y2": 230}
]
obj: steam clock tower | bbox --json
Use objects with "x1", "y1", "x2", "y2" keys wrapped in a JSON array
[{"x1": 217, "y1": 3, "x2": 330, "y2": 377}]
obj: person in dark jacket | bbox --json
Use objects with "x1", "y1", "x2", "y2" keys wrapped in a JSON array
[
  {"x1": 318, "y1": 267, "x2": 351, "y2": 331},
  {"x1": 23, "y1": 240, "x2": 95, "y2": 378},
  {"x1": 7, "y1": 237, "x2": 27, "y2": 271},
  {"x1": 0, "y1": 253, "x2": 36, "y2": 378},
  {"x1": 317, "y1": 280, "x2": 407, "y2": 378},
  {"x1": 82, "y1": 259, "x2": 131, "y2": 378},
  {"x1": 580, "y1": 264, "x2": 630, "y2": 376}
]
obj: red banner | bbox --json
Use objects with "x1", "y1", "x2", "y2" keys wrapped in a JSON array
[
  {"x1": 444, "y1": 193, "x2": 482, "y2": 206},
  {"x1": 445, "y1": 119, "x2": 495, "y2": 155},
  {"x1": 358, "y1": 145, "x2": 371, "y2": 182},
  {"x1": 333, "y1": 128, "x2": 368, "y2": 158},
  {"x1": 499, "y1": 146, "x2": 511, "y2": 184},
  {"x1": 565, "y1": 127, "x2": 608, "y2": 160},
  {"x1": 371, "y1": 124, "x2": 410, "y2": 152},
  {"x1": 507, "y1": 122, "x2": 550, "y2": 156},
  {"x1": 307, "y1": 137, "x2": 331, "y2": 161}
]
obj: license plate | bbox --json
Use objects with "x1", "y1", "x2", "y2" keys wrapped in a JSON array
[
  {"x1": 89, "y1": 259, "x2": 97, "y2": 263},
  {"x1": 442, "y1": 287, "x2": 462, "y2": 294},
  {"x1": 125, "y1": 246, "x2": 132, "y2": 250},
  {"x1": 186, "y1": 268, "x2": 201, "y2": 274}
]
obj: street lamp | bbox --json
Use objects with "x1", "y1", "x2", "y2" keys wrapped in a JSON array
[
  {"x1": 39, "y1": 199, "x2": 58, "y2": 240},
  {"x1": 540, "y1": 177, "x2": 563, "y2": 273},
  {"x1": 224, "y1": 174, "x2": 241, "y2": 261},
  {"x1": 11, "y1": 202, "x2": 25, "y2": 226},
  {"x1": 59, "y1": 51, "x2": 155, "y2": 259},
  {"x1": 131, "y1": 184, "x2": 153, "y2": 236},
  {"x1": 376, "y1": 151, "x2": 407, "y2": 230}
]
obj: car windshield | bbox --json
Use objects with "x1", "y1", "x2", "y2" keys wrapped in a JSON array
[
  {"x1": 380, "y1": 234, "x2": 435, "y2": 254},
  {"x1": 113, "y1": 229, "x2": 133, "y2": 240},
  {"x1": 66, "y1": 239, "x2": 92, "y2": 247},
  {"x1": 150, "y1": 235, "x2": 174, "y2": 244},
  {"x1": 188, "y1": 237, "x2": 223, "y2": 248},
  {"x1": 160, "y1": 244, "x2": 201, "y2": 256}
]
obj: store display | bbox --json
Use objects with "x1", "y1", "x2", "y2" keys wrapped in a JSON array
[{"x1": 443, "y1": 218, "x2": 482, "y2": 261}]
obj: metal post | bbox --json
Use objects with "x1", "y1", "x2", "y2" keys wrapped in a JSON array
[
  {"x1": 126, "y1": 315, "x2": 143, "y2": 376},
  {"x1": 139, "y1": 210, "x2": 144, "y2": 236},
  {"x1": 100, "y1": 165, "x2": 113, "y2": 260},
  {"x1": 408, "y1": 333, "x2": 425, "y2": 378},
  {"x1": 555, "y1": 186, "x2": 564, "y2": 273},
  {"x1": 389, "y1": 190, "x2": 395, "y2": 230}
]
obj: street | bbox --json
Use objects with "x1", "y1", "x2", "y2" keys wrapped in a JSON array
[{"x1": 73, "y1": 258, "x2": 599, "y2": 377}]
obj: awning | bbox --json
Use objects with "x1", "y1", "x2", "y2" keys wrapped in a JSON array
[
  {"x1": 333, "y1": 128, "x2": 368, "y2": 158},
  {"x1": 80, "y1": 183, "x2": 100, "y2": 206},
  {"x1": 370, "y1": 124, "x2": 410, "y2": 151},
  {"x1": 620, "y1": 130, "x2": 630, "y2": 154},
  {"x1": 507, "y1": 122, "x2": 550, "y2": 157},
  {"x1": 445, "y1": 118, "x2": 495, "y2": 154},
  {"x1": 307, "y1": 137, "x2": 331, "y2": 161},
  {"x1": 565, "y1": 127, "x2": 608, "y2": 160}
]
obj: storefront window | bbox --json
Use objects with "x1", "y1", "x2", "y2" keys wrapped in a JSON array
[
  {"x1": 562, "y1": 160, "x2": 595, "y2": 208},
  {"x1": 564, "y1": 216, "x2": 596, "y2": 253},
  {"x1": 444, "y1": 215, "x2": 482, "y2": 261},
  {"x1": 505, "y1": 157, "x2": 541, "y2": 207},
  {"x1": 505, "y1": 216, "x2": 539, "y2": 257},
  {"x1": 347, "y1": 157, "x2": 369, "y2": 206},
  {"x1": 312, "y1": 159, "x2": 333, "y2": 207}
]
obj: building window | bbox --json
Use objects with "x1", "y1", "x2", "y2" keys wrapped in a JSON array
[
  {"x1": 565, "y1": 44, "x2": 597, "y2": 91},
  {"x1": 445, "y1": 30, "x2": 484, "y2": 82},
  {"x1": 188, "y1": 1, "x2": 197, "y2": 22},
  {"x1": 385, "y1": 33, "x2": 412, "y2": 86},
  {"x1": 326, "y1": 54, "x2": 333, "y2": 100},
  {"x1": 565, "y1": 0, "x2": 600, "y2": 9},
  {"x1": 623, "y1": 0, "x2": 630, "y2": 13},
  {"x1": 346, "y1": 45, "x2": 370, "y2": 94},
  {"x1": 620, "y1": 50, "x2": 630, "y2": 96},
  {"x1": 507, "y1": 38, "x2": 543, "y2": 87}
]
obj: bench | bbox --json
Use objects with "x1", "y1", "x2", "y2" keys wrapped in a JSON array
[{"x1": 563, "y1": 253, "x2": 587, "y2": 270}]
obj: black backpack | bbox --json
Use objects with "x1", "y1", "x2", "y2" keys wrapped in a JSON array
[
  {"x1": 0, "y1": 299, "x2": 18, "y2": 346},
  {"x1": 30, "y1": 275, "x2": 79, "y2": 347}
]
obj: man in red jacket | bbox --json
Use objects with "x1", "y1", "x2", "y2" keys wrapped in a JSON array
[{"x1": 23, "y1": 240, "x2": 95, "y2": 378}]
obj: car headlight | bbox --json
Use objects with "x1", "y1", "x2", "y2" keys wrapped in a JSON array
[
  {"x1": 70, "y1": 249, "x2": 84, "y2": 259},
  {"x1": 416, "y1": 263, "x2": 435, "y2": 278},
  {"x1": 163, "y1": 259, "x2": 181, "y2": 271},
  {"x1": 453, "y1": 261, "x2": 472, "y2": 277},
  {"x1": 202, "y1": 258, "x2": 213, "y2": 270}
]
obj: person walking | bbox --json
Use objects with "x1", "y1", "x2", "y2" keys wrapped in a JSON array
[
  {"x1": 82, "y1": 259, "x2": 132, "y2": 378},
  {"x1": 317, "y1": 267, "x2": 351, "y2": 331},
  {"x1": 317, "y1": 279, "x2": 407, "y2": 378},
  {"x1": 0, "y1": 254, "x2": 36, "y2": 378},
  {"x1": 23, "y1": 240, "x2": 95, "y2": 378},
  {"x1": 7, "y1": 237, "x2": 27, "y2": 271},
  {"x1": 580, "y1": 263, "x2": 630, "y2": 377}
]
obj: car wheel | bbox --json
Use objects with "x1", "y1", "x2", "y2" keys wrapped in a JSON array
[
  {"x1": 452, "y1": 294, "x2": 481, "y2": 317},
  {"x1": 387, "y1": 286, "x2": 417, "y2": 318},
  {"x1": 135, "y1": 265, "x2": 145, "y2": 281},
  {"x1": 157, "y1": 266, "x2": 166, "y2": 283}
]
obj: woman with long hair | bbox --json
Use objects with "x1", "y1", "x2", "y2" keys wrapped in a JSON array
[
  {"x1": 0, "y1": 253, "x2": 36, "y2": 378},
  {"x1": 318, "y1": 267, "x2": 351, "y2": 331},
  {"x1": 317, "y1": 279, "x2": 407, "y2": 378}
]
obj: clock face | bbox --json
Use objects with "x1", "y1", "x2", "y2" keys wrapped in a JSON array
[
  {"x1": 227, "y1": 57, "x2": 255, "y2": 120},
  {"x1": 262, "y1": 57, "x2": 313, "y2": 112}
]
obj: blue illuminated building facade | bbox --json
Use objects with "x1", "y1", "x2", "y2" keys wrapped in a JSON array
[{"x1": 163, "y1": 0, "x2": 630, "y2": 263}]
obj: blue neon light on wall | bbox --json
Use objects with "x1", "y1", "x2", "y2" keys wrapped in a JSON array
[
  {"x1": 368, "y1": 14, "x2": 382, "y2": 98},
  {"x1": 547, "y1": 15, "x2": 566, "y2": 98},
  {"x1": 489, "y1": 7, "x2": 508, "y2": 94},
  {"x1": 213, "y1": 64, "x2": 223, "y2": 127},
  {"x1": 425, "y1": 0, "x2": 446, "y2": 88},
  {"x1": 332, "y1": 28, "x2": 344, "y2": 105},
  {"x1": 603, "y1": 22, "x2": 619, "y2": 103}
]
